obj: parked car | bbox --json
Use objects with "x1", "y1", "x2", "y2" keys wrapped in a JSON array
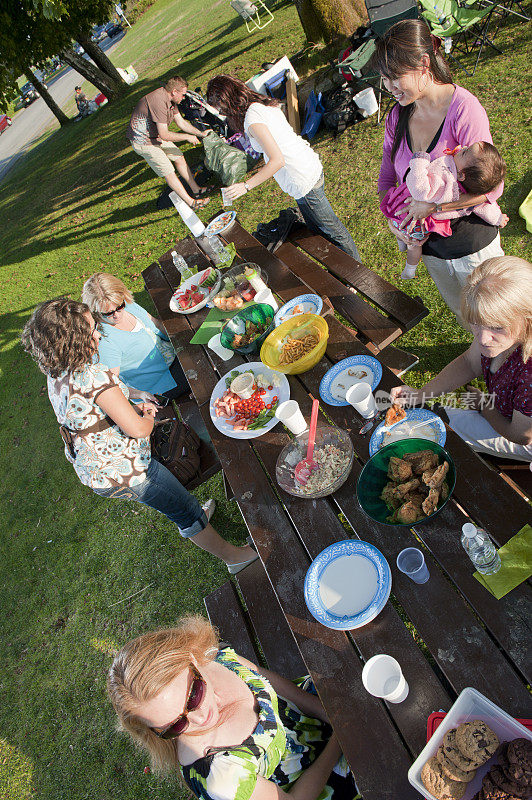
[
  {"x1": 91, "y1": 25, "x2": 107, "y2": 42},
  {"x1": 0, "y1": 115, "x2": 12, "y2": 134},
  {"x1": 20, "y1": 83, "x2": 37, "y2": 106},
  {"x1": 104, "y1": 21, "x2": 124, "y2": 37}
]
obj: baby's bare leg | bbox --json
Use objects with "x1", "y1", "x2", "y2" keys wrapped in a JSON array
[{"x1": 401, "y1": 242, "x2": 422, "y2": 280}]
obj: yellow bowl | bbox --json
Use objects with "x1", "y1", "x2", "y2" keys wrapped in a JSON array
[{"x1": 260, "y1": 313, "x2": 329, "y2": 374}]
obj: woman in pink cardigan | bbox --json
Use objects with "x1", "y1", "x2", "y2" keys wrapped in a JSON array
[
  {"x1": 370, "y1": 20, "x2": 505, "y2": 322},
  {"x1": 381, "y1": 142, "x2": 507, "y2": 279}
]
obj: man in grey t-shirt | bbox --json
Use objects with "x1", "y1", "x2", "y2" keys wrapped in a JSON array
[{"x1": 127, "y1": 75, "x2": 210, "y2": 208}]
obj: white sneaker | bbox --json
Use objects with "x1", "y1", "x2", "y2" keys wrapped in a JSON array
[
  {"x1": 401, "y1": 264, "x2": 417, "y2": 280},
  {"x1": 201, "y1": 499, "x2": 215, "y2": 522}
]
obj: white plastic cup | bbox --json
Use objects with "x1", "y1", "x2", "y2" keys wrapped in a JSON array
[
  {"x1": 230, "y1": 372, "x2": 255, "y2": 399},
  {"x1": 207, "y1": 333, "x2": 233, "y2": 361},
  {"x1": 397, "y1": 548, "x2": 430, "y2": 584},
  {"x1": 221, "y1": 188, "x2": 232, "y2": 207},
  {"x1": 254, "y1": 288, "x2": 279, "y2": 312},
  {"x1": 275, "y1": 400, "x2": 307, "y2": 435},
  {"x1": 362, "y1": 655, "x2": 409, "y2": 703},
  {"x1": 345, "y1": 383, "x2": 377, "y2": 418},
  {"x1": 353, "y1": 87, "x2": 379, "y2": 116}
]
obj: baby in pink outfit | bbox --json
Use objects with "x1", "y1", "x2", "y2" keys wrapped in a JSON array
[{"x1": 380, "y1": 142, "x2": 507, "y2": 279}]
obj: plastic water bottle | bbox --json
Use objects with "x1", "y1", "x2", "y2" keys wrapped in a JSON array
[
  {"x1": 204, "y1": 234, "x2": 229, "y2": 265},
  {"x1": 461, "y1": 523, "x2": 501, "y2": 575},
  {"x1": 171, "y1": 251, "x2": 194, "y2": 280},
  {"x1": 433, "y1": 3, "x2": 450, "y2": 27}
]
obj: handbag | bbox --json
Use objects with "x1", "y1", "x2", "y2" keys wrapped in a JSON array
[{"x1": 150, "y1": 410, "x2": 201, "y2": 487}]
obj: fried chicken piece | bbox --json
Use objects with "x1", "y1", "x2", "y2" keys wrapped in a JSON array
[
  {"x1": 440, "y1": 481, "x2": 449, "y2": 501},
  {"x1": 392, "y1": 478, "x2": 421, "y2": 502},
  {"x1": 422, "y1": 487, "x2": 441, "y2": 516},
  {"x1": 387, "y1": 456, "x2": 412, "y2": 482},
  {"x1": 423, "y1": 461, "x2": 449, "y2": 489},
  {"x1": 381, "y1": 482, "x2": 403, "y2": 509},
  {"x1": 385, "y1": 403, "x2": 406, "y2": 427},
  {"x1": 396, "y1": 496, "x2": 424, "y2": 525},
  {"x1": 404, "y1": 450, "x2": 439, "y2": 475}
]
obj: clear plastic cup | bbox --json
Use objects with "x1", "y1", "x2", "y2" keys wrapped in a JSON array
[
  {"x1": 254, "y1": 288, "x2": 279, "y2": 312},
  {"x1": 362, "y1": 654, "x2": 409, "y2": 703},
  {"x1": 221, "y1": 188, "x2": 232, "y2": 206},
  {"x1": 275, "y1": 400, "x2": 307, "y2": 435},
  {"x1": 208, "y1": 333, "x2": 233, "y2": 361},
  {"x1": 345, "y1": 383, "x2": 377, "y2": 418},
  {"x1": 396, "y1": 548, "x2": 430, "y2": 584}
]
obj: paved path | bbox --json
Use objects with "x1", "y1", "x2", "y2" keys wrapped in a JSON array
[{"x1": 0, "y1": 34, "x2": 125, "y2": 182}]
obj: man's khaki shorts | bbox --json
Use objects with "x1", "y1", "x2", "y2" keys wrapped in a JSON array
[{"x1": 131, "y1": 140, "x2": 184, "y2": 178}]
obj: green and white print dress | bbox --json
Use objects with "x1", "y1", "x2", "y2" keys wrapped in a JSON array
[{"x1": 180, "y1": 648, "x2": 360, "y2": 800}]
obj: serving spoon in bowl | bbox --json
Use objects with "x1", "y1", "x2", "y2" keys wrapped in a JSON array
[{"x1": 294, "y1": 397, "x2": 320, "y2": 485}]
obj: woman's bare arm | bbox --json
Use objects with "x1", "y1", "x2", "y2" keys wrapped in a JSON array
[
  {"x1": 391, "y1": 342, "x2": 482, "y2": 405},
  {"x1": 224, "y1": 122, "x2": 285, "y2": 200},
  {"x1": 97, "y1": 385, "x2": 155, "y2": 438}
]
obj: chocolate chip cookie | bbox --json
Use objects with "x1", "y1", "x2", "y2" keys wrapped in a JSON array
[
  {"x1": 481, "y1": 772, "x2": 521, "y2": 800},
  {"x1": 437, "y1": 745, "x2": 477, "y2": 782},
  {"x1": 443, "y1": 728, "x2": 481, "y2": 770},
  {"x1": 456, "y1": 720, "x2": 499, "y2": 766},
  {"x1": 499, "y1": 739, "x2": 532, "y2": 788},
  {"x1": 421, "y1": 756, "x2": 467, "y2": 799}
]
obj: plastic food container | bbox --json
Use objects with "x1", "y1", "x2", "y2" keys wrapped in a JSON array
[
  {"x1": 212, "y1": 263, "x2": 268, "y2": 311},
  {"x1": 276, "y1": 425, "x2": 354, "y2": 498},
  {"x1": 260, "y1": 313, "x2": 328, "y2": 375},
  {"x1": 408, "y1": 687, "x2": 532, "y2": 800},
  {"x1": 220, "y1": 303, "x2": 275, "y2": 355}
]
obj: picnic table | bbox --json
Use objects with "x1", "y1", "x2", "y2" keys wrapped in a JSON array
[{"x1": 142, "y1": 220, "x2": 532, "y2": 800}]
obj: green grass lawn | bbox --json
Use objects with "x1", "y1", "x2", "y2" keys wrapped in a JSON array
[{"x1": 0, "y1": 1, "x2": 531, "y2": 797}]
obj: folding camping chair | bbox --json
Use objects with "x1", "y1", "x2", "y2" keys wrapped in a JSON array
[
  {"x1": 335, "y1": 0, "x2": 418, "y2": 123},
  {"x1": 230, "y1": 0, "x2": 273, "y2": 32},
  {"x1": 420, "y1": 0, "x2": 501, "y2": 75}
]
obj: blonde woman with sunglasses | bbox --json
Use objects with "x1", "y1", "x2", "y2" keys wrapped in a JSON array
[
  {"x1": 108, "y1": 616, "x2": 359, "y2": 800},
  {"x1": 82, "y1": 273, "x2": 189, "y2": 402}
]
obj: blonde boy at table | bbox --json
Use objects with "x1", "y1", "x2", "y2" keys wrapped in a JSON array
[{"x1": 391, "y1": 256, "x2": 532, "y2": 462}]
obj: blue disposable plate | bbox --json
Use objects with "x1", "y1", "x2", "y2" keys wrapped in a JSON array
[
  {"x1": 304, "y1": 540, "x2": 391, "y2": 631},
  {"x1": 274, "y1": 294, "x2": 323, "y2": 327},
  {"x1": 204, "y1": 210, "x2": 237, "y2": 237},
  {"x1": 369, "y1": 408, "x2": 446, "y2": 456},
  {"x1": 319, "y1": 355, "x2": 382, "y2": 406}
]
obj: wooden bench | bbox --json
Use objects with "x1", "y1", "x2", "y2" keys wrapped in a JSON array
[
  {"x1": 205, "y1": 558, "x2": 307, "y2": 679},
  {"x1": 480, "y1": 454, "x2": 532, "y2": 501}
]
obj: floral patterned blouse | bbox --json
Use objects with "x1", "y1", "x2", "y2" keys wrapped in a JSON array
[
  {"x1": 481, "y1": 346, "x2": 532, "y2": 419},
  {"x1": 47, "y1": 363, "x2": 151, "y2": 489}
]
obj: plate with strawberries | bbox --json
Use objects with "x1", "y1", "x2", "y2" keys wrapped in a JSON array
[
  {"x1": 169, "y1": 267, "x2": 221, "y2": 314},
  {"x1": 210, "y1": 363, "x2": 290, "y2": 439}
]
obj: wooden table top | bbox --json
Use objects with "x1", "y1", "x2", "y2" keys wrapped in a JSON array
[{"x1": 143, "y1": 221, "x2": 532, "y2": 800}]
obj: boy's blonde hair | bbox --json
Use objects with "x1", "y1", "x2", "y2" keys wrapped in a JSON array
[
  {"x1": 461, "y1": 256, "x2": 532, "y2": 361},
  {"x1": 81, "y1": 273, "x2": 133, "y2": 317},
  {"x1": 107, "y1": 616, "x2": 219, "y2": 774}
]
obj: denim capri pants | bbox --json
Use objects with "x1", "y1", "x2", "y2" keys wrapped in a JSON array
[{"x1": 92, "y1": 458, "x2": 207, "y2": 538}]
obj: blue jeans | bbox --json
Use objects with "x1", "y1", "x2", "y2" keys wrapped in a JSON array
[
  {"x1": 92, "y1": 458, "x2": 207, "y2": 538},
  {"x1": 296, "y1": 176, "x2": 360, "y2": 259}
]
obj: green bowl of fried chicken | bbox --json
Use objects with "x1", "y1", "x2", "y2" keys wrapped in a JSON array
[{"x1": 356, "y1": 439, "x2": 456, "y2": 526}]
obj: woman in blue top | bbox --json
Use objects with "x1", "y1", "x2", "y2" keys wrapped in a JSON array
[{"x1": 82, "y1": 273, "x2": 189, "y2": 401}]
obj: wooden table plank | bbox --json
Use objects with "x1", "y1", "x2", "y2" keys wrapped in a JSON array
[
  {"x1": 204, "y1": 581, "x2": 259, "y2": 664},
  {"x1": 199, "y1": 406, "x2": 418, "y2": 800},
  {"x1": 288, "y1": 225, "x2": 429, "y2": 331}
]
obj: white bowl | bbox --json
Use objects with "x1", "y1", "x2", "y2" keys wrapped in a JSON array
[{"x1": 408, "y1": 687, "x2": 532, "y2": 800}]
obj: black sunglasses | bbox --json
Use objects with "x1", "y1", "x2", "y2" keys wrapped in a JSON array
[
  {"x1": 152, "y1": 666, "x2": 206, "y2": 740},
  {"x1": 101, "y1": 300, "x2": 126, "y2": 318}
]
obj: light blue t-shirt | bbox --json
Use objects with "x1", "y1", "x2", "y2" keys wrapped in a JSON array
[{"x1": 97, "y1": 302, "x2": 176, "y2": 395}]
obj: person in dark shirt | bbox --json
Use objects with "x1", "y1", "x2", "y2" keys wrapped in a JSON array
[
  {"x1": 392, "y1": 256, "x2": 532, "y2": 462},
  {"x1": 127, "y1": 75, "x2": 210, "y2": 209}
]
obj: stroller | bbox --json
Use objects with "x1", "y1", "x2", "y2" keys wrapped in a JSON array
[{"x1": 179, "y1": 89, "x2": 229, "y2": 137}]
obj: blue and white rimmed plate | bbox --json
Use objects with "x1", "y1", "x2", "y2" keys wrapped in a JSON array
[
  {"x1": 304, "y1": 539, "x2": 391, "y2": 630},
  {"x1": 274, "y1": 294, "x2": 323, "y2": 327},
  {"x1": 205, "y1": 210, "x2": 237, "y2": 237},
  {"x1": 369, "y1": 408, "x2": 447, "y2": 456},
  {"x1": 319, "y1": 355, "x2": 382, "y2": 406}
]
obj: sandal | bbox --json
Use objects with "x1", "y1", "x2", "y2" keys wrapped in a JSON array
[{"x1": 190, "y1": 197, "x2": 210, "y2": 210}]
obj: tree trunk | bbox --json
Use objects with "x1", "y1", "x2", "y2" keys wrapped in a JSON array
[
  {"x1": 25, "y1": 66, "x2": 69, "y2": 126},
  {"x1": 60, "y1": 48, "x2": 120, "y2": 99},
  {"x1": 293, "y1": 0, "x2": 368, "y2": 43},
  {"x1": 77, "y1": 35, "x2": 127, "y2": 89}
]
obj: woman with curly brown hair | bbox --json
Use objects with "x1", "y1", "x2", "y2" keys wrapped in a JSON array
[
  {"x1": 21, "y1": 298, "x2": 258, "y2": 571},
  {"x1": 107, "y1": 616, "x2": 358, "y2": 800},
  {"x1": 206, "y1": 75, "x2": 359, "y2": 259}
]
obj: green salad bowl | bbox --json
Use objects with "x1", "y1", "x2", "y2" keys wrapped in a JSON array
[
  {"x1": 356, "y1": 438, "x2": 456, "y2": 526},
  {"x1": 220, "y1": 302, "x2": 275, "y2": 355}
]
